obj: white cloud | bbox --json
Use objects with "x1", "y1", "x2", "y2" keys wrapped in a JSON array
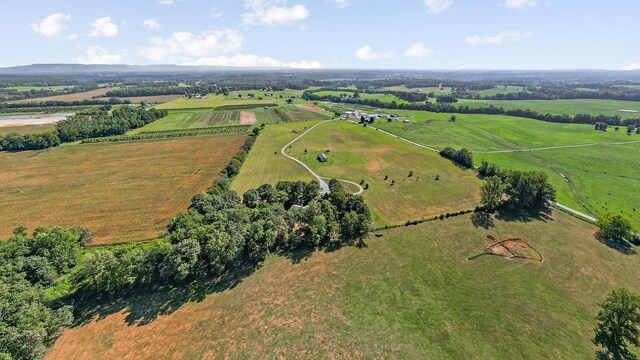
[
  {"x1": 67, "y1": 33, "x2": 79, "y2": 41},
  {"x1": 210, "y1": 9, "x2": 224, "y2": 18},
  {"x1": 76, "y1": 46, "x2": 128, "y2": 64},
  {"x1": 424, "y1": 0, "x2": 453, "y2": 14},
  {"x1": 184, "y1": 54, "x2": 321, "y2": 68},
  {"x1": 504, "y1": 0, "x2": 537, "y2": 9},
  {"x1": 328, "y1": 0, "x2": 350, "y2": 8},
  {"x1": 31, "y1": 13, "x2": 72, "y2": 38},
  {"x1": 140, "y1": 30, "x2": 244, "y2": 63},
  {"x1": 158, "y1": 0, "x2": 175, "y2": 5},
  {"x1": 466, "y1": 31, "x2": 533, "y2": 45},
  {"x1": 242, "y1": 0, "x2": 309, "y2": 26},
  {"x1": 90, "y1": 17, "x2": 119, "y2": 38},
  {"x1": 356, "y1": 45, "x2": 386, "y2": 61},
  {"x1": 622, "y1": 63, "x2": 640, "y2": 71},
  {"x1": 405, "y1": 43, "x2": 434, "y2": 58},
  {"x1": 143, "y1": 19, "x2": 161, "y2": 30}
]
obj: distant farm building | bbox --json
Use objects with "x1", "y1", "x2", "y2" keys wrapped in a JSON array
[{"x1": 317, "y1": 153, "x2": 328, "y2": 162}]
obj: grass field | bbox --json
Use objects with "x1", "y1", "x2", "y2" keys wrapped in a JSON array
[
  {"x1": 116, "y1": 95, "x2": 182, "y2": 104},
  {"x1": 457, "y1": 98, "x2": 640, "y2": 119},
  {"x1": 0, "y1": 134, "x2": 247, "y2": 245},
  {"x1": 371, "y1": 110, "x2": 637, "y2": 152},
  {"x1": 46, "y1": 211, "x2": 640, "y2": 359},
  {"x1": 287, "y1": 121, "x2": 482, "y2": 226},
  {"x1": 383, "y1": 85, "x2": 453, "y2": 95},
  {"x1": 478, "y1": 143, "x2": 640, "y2": 229},
  {"x1": 231, "y1": 121, "x2": 317, "y2": 195},
  {"x1": 363, "y1": 109, "x2": 640, "y2": 227},
  {"x1": 475, "y1": 85, "x2": 525, "y2": 97},
  {"x1": 157, "y1": 94, "x2": 276, "y2": 110},
  {"x1": 0, "y1": 124, "x2": 55, "y2": 135},
  {"x1": 11, "y1": 88, "x2": 115, "y2": 104},
  {"x1": 314, "y1": 91, "x2": 410, "y2": 105}
]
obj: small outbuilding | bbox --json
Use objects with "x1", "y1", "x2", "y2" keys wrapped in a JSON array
[{"x1": 317, "y1": 153, "x2": 328, "y2": 162}]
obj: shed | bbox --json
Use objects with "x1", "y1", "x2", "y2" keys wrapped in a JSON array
[{"x1": 317, "y1": 153, "x2": 328, "y2": 162}]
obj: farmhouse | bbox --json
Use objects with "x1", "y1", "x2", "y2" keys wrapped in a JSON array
[{"x1": 317, "y1": 153, "x2": 328, "y2": 162}]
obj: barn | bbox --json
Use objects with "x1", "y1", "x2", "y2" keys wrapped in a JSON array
[{"x1": 317, "y1": 153, "x2": 328, "y2": 162}]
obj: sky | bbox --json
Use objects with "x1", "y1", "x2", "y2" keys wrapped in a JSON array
[{"x1": 1, "y1": 0, "x2": 639, "y2": 70}]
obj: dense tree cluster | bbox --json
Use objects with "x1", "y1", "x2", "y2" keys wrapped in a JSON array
[
  {"x1": 0, "y1": 107, "x2": 168, "y2": 151},
  {"x1": 595, "y1": 122, "x2": 609, "y2": 131},
  {"x1": 476, "y1": 84, "x2": 640, "y2": 102},
  {"x1": 104, "y1": 87, "x2": 186, "y2": 97},
  {"x1": 478, "y1": 161, "x2": 556, "y2": 212},
  {"x1": 439, "y1": 147, "x2": 473, "y2": 168},
  {"x1": 594, "y1": 288, "x2": 640, "y2": 359},
  {"x1": 597, "y1": 213, "x2": 633, "y2": 241},
  {"x1": 0, "y1": 226, "x2": 90, "y2": 360}
]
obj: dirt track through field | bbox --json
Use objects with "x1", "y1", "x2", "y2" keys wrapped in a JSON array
[{"x1": 240, "y1": 111, "x2": 257, "y2": 125}]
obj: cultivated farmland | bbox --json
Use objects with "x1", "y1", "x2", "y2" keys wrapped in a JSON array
[
  {"x1": 157, "y1": 94, "x2": 276, "y2": 110},
  {"x1": 11, "y1": 88, "x2": 116, "y2": 103},
  {"x1": 0, "y1": 134, "x2": 247, "y2": 244}
]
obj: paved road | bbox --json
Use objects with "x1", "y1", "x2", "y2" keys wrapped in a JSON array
[{"x1": 553, "y1": 202, "x2": 596, "y2": 222}]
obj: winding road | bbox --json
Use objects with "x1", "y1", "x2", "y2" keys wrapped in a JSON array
[
  {"x1": 280, "y1": 120, "x2": 364, "y2": 195},
  {"x1": 281, "y1": 117, "x2": 603, "y2": 224}
]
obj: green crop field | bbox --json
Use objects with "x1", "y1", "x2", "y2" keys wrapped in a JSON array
[
  {"x1": 457, "y1": 98, "x2": 640, "y2": 119},
  {"x1": 0, "y1": 134, "x2": 247, "y2": 245},
  {"x1": 371, "y1": 110, "x2": 637, "y2": 152},
  {"x1": 2, "y1": 85, "x2": 75, "y2": 91},
  {"x1": 156, "y1": 94, "x2": 276, "y2": 110},
  {"x1": 383, "y1": 85, "x2": 453, "y2": 95},
  {"x1": 287, "y1": 121, "x2": 482, "y2": 226},
  {"x1": 129, "y1": 109, "x2": 242, "y2": 133},
  {"x1": 46, "y1": 211, "x2": 639, "y2": 359}
]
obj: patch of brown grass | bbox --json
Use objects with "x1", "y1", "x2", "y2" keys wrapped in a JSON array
[
  {"x1": 0, "y1": 134, "x2": 246, "y2": 244},
  {"x1": 11, "y1": 88, "x2": 115, "y2": 103}
]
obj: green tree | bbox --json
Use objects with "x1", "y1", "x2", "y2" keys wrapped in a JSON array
[
  {"x1": 594, "y1": 288, "x2": 640, "y2": 359},
  {"x1": 598, "y1": 213, "x2": 633, "y2": 241},
  {"x1": 480, "y1": 176, "x2": 505, "y2": 211}
]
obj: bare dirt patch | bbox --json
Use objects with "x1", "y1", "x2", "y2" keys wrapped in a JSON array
[
  {"x1": 0, "y1": 113, "x2": 72, "y2": 127},
  {"x1": 240, "y1": 111, "x2": 257, "y2": 125},
  {"x1": 297, "y1": 104, "x2": 323, "y2": 112},
  {"x1": 469, "y1": 235, "x2": 543, "y2": 262}
]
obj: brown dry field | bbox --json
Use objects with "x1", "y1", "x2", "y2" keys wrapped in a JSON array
[
  {"x1": 45, "y1": 211, "x2": 640, "y2": 359},
  {"x1": 0, "y1": 134, "x2": 246, "y2": 245},
  {"x1": 117, "y1": 95, "x2": 182, "y2": 104},
  {"x1": 11, "y1": 88, "x2": 115, "y2": 103}
]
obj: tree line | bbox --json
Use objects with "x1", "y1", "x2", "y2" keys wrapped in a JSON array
[
  {"x1": 0, "y1": 107, "x2": 168, "y2": 151},
  {"x1": 104, "y1": 86, "x2": 187, "y2": 98},
  {"x1": 474, "y1": 85, "x2": 640, "y2": 102},
  {"x1": 0, "y1": 98, "x2": 130, "y2": 109},
  {"x1": 439, "y1": 147, "x2": 474, "y2": 168}
]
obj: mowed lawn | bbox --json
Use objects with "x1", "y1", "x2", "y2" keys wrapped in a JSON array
[
  {"x1": 478, "y1": 143, "x2": 640, "y2": 230},
  {"x1": 372, "y1": 110, "x2": 638, "y2": 152},
  {"x1": 0, "y1": 135, "x2": 247, "y2": 245},
  {"x1": 157, "y1": 94, "x2": 276, "y2": 110},
  {"x1": 289, "y1": 121, "x2": 482, "y2": 226},
  {"x1": 46, "y1": 211, "x2": 640, "y2": 359},
  {"x1": 231, "y1": 121, "x2": 317, "y2": 195},
  {"x1": 457, "y1": 98, "x2": 640, "y2": 119}
]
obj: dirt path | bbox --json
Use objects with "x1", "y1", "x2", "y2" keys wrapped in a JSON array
[
  {"x1": 240, "y1": 111, "x2": 257, "y2": 125},
  {"x1": 476, "y1": 140, "x2": 640, "y2": 154}
]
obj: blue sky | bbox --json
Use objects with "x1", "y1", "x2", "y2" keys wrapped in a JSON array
[{"x1": 1, "y1": 0, "x2": 638, "y2": 70}]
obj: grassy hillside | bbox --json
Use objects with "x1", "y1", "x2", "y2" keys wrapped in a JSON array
[
  {"x1": 157, "y1": 94, "x2": 276, "y2": 110},
  {"x1": 231, "y1": 121, "x2": 317, "y2": 195},
  {"x1": 0, "y1": 134, "x2": 247, "y2": 244},
  {"x1": 457, "y1": 98, "x2": 640, "y2": 119},
  {"x1": 46, "y1": 211, "x2": 640, "y2": 359},
  {"x1": 288, "y1": 121, "x2": 482, "y2": 226}
]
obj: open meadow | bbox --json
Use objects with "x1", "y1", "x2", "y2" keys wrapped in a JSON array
[
  {"x1": 0, "y1": 134, "x2": 247, "y2": 245},
  {"x1": 11, "y1": 88, "x2": 116, "y2": 103},
  {"x1": 457, "y1": 98, "x2": 640, "y2": 119},
  {"x1": 46, "y1": 211, "x2": 640, "y2": 359},
  {"x1": 287, "y1": 121, "x2": 482, "y2": 226},
  {"x1": 313, "y1": 90, "x2": 410, "y2": 104}
]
